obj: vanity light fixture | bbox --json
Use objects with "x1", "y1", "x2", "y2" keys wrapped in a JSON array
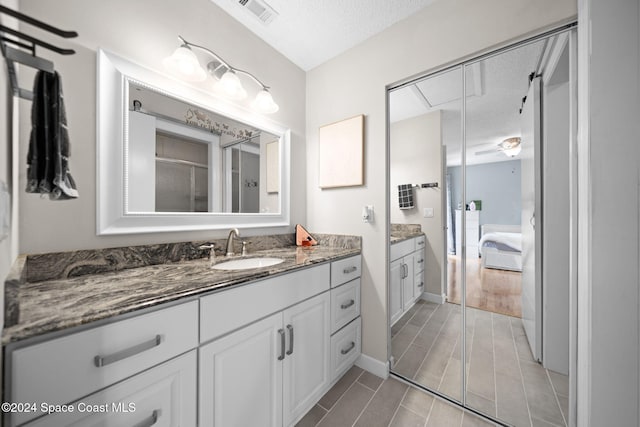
[{"x1": 163, "y1": 35, "x2": 279, "y2": 113}]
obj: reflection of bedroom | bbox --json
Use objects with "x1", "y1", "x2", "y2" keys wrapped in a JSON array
[{"x1": 447, "y1": 160, "x2": 523, "y2": 317}]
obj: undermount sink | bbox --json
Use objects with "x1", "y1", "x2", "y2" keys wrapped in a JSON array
[{"x1": 212, "y1": 257, "x2": 285, "y2": 271}]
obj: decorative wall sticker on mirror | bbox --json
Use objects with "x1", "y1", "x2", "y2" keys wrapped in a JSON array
[{"x1": 97, "y1": 49, "x2": 290, "y2": 235}]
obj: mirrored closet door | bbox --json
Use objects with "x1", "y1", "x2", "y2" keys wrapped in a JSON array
[{"x1": 388, "y1": 28, "x2": 575, "y2": 427}]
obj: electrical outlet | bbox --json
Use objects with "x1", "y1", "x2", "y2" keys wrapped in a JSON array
[{"x1": 424, "y1": 208, "x2": 434, "y2": 218}]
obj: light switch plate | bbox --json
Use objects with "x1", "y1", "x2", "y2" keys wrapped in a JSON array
[{"x1": 423, "y1": 208, "x2": 434, "y2": 218}]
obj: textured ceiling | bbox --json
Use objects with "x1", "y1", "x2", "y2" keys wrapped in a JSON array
[
  {"x1": 390, "y1": 39, "x2": 547, "y2": 165},
  {"x1": 210, "y1": 0, "x2": 437, "y2": 70}
]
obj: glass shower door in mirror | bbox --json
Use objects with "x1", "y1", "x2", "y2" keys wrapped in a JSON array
[
  {"x1": 462, "y1": 36, "x2": 571, "y2": 425},
  {"x1": 389, "y1": 66, "x2": 464, "y2": 402}
]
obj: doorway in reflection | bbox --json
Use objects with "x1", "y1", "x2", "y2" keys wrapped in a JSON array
[{"x1": 388, "y1": 28, "x2": 575, "y2": 426}]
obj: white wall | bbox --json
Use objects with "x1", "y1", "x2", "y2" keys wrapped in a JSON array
[
  {"x1": 390, "y1": 112, "x2": 443, "y2": 297},
  {"x1": 580, "y1": 0, "x2": 640, "y2": 424},
  {"x1": 306, "y1": 0, "x2": 577, "y2": 363},
  {"x1": 16, "y1": 0, "x2": 306, "y2": 253}
]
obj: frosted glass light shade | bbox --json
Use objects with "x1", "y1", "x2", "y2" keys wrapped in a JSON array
[
  {"x1": 503, "y1": 145, "x2": 522, "y2": 157},
  {"x1": 214, "y1": 70, "x2": 247, "y2": 100},
  {"x1": 252, "y1": 89, "x2": 279, "y2": 114},
  {"x1": 162, "y1": 46, "x2": 207, "y2": 82}
]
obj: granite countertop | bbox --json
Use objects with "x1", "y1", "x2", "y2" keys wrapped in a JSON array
[
  {"x1": 390, "y1": 223, "x2": 425, "y2": 243},
  {"x1": 3, "y1": 243, "x2": 359, "y2": 345}
]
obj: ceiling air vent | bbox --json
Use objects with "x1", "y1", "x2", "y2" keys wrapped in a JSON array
[{"x1": 237, "y1": 0, "x2": 278, "y2": 25}]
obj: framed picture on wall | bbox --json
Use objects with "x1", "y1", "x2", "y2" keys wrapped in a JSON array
[{"x1": 318, "y1": 114, "x2": 364, "y2": 189}]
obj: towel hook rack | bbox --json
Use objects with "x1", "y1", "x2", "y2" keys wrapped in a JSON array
[{"x1": 0, "y1": 5, "x2": 78, "y2": 100}]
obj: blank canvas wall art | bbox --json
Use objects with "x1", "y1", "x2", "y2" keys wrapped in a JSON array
[{"x1": 318, "y1": 114, "x2": 364, "y2": 189}]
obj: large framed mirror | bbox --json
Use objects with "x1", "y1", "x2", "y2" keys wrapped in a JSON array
[
  {"x1": 388, "y1": 27, "x2": 575, "y2": 426},
  {"x1": 97, "y1": 49, "x2": 290, "y2": 235}
]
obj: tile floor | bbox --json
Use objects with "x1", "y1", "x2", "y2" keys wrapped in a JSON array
[
  {"x1": 390, "y1": 301, "x2": 569, "y2": 427},
  {"x1": 296, "y1": 364, "x2": 495, "y2": 427}
]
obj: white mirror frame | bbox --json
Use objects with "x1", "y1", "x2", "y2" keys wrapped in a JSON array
[{"x1": 97, "y1": 49, "x2": 291, "y2": 235}]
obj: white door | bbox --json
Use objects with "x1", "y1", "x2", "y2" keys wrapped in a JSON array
[
  {"x1": 390, "y1": 259, "x2": 404, "y2": 325},
  {"x1": 199, "y1": 312, "x2": 283, "y2": 427},
  {"x1": 521, "y1": 76, "x2": 543, "y2": 362},
  {"x1": 283, "y1": 292, "x2": 331, "y2": 426}
]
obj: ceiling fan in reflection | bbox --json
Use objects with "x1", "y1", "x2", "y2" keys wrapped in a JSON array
[{"x1": 474, "y1": 137, "x2": 522, "y2": 157}]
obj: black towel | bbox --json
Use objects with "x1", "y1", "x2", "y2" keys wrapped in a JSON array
[
  {"x1": 26, "y1": 70, "x2": 79, "y2": 200},
  {"x1": 398, "y1": 184, "x2": 414, "y2": 209}
]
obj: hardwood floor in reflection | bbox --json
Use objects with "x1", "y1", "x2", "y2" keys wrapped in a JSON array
[{"x1": 447, "y1": 255, "x2": 522, "y2": 318}]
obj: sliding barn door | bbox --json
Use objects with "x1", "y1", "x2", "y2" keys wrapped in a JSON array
[{"x1": 520, "y1": 76, "x2": 543, "y2": 362}]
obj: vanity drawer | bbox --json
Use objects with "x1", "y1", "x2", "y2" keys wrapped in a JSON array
[
  {"x1": 330, "y1": 279, "x2": 360, "y2": 334},
  {"x1": 200, "y1": 263, "x2": 330, "y2": 343},
  {"x1": 20, "y1": 351, "x2": 197, "y2": 427},
  {"x1": 390, "y1": 238, "x2": 414, "y2": 261},
  {"x1": 10, "y1": 301, "x2": 198, "y2": 424},
  {"x1": 415, "y1": 235, "x2": 426, "y2": 250},
  {"x1": 330, "y1": 317, "x2": 361, "y2": 382},
  {"x1": 330, "y1": 255, "x2": 361, "y2": 288},
  {"x1": 414, "y1": 248, "x2": 426, "y2": 273}
]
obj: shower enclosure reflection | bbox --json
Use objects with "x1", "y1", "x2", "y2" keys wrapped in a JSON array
[{"x1": 388, "y1": 29, "x2": 574, "y2": 426}]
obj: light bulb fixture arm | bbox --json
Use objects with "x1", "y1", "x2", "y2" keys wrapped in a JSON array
[{"x1": 178, "y1": 35, "x2": 270, "y2": 90}]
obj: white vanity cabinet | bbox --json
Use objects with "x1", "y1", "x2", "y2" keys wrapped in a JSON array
[
  {"x1": 5, "y1": 254, "x2": 362, "y2": 427},
  {"x1": 390, "y1": 236, "x2": 426, "y2": 325},
  {"x1": 199, "y1": 292, "x2": 330, "y2": 427},
  {"x1": 6, "y1": 301, "x2": 199, "y2": 427},
  {"x1": 199, "y1": 255, "x2": 361, "y2": 427}
]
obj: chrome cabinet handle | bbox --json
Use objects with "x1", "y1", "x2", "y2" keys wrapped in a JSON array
[
  {"x1": 94, "y1": 335, "x2": 162, "y2": 367},
  {"x1": 343, "y1": 266, "x2": 357, "y2": 274},
  {"x1": 341, "y1": 341, "x2": 356, "y2": 355},
  {"x1": 417, "y1": 259, "x2": 424, "y2": 264},
  {"x1": 278, "y1": 329, "x2": 285, "y2": 361},
  {"x1": 286, "y1": 324, "x2": 294, "y2": 356},
  {"x1": 417, "y1": 240, "x2": 425, "y2": 246},
  {"x1": 418, "y1": 282, "x2": 424, "y2": 288},
  {"x1": 133, "y1": 409, "x2": 160, "y2": 427},
  {"x1": 340, "y1": 299, "x2": 355, "y2": 310},
  {"x1": 403, "y1": 264, "x2": 409, "y2": 279}
]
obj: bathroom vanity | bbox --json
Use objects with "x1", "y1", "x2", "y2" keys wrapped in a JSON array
[
  {"x1": 389, "y1": 231, "x2": 426, "y2": 325},
  {"x1": 2, "y1": 235, "x2": 362, "y2": 427}
]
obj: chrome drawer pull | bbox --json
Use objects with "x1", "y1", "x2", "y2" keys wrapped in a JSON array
[
  {"x1": 417, "y1": 240, "x2": 425, "y2": 246},
  {"x1": 340, "y1": 299, "x2": 355, "y2": 310},
  {"x1": 278, "y1": 329, "x2": 285, "y2": 361},
  {"x1": 343, "y1": 266, "x2": 357, "y2": 274},
  {"x1": 286, "y1": 324, "x2": 294, "y2": 356},
  {"x1": 94, "y1": 335, "x2": 162, "y2": 367},
  {"x1": 133, "y1": 409, "x2": 161, "y2": 427},
  {"x1": 341, "y1": 341, "x2": 356, "y2": 355},
  {"x1": 418, "y1": 282, "x2": 424, "y2": 288},
  {"x1": 417, "y1": 259, "x2": 424, "y2": 264}
]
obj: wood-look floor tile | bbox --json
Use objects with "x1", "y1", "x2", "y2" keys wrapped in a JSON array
[
  {"x1": 401, "y1": 387, "x2": 435, "y2": 418},
  {"x1": 317, "y1": 382, "x2": 374, "y2": 427},
  {"x1": 462, "y1": 412, "x2": 498, "y2": 427},
  {"x1": 466, "y1": 391, "x2": 496, "y2": 418},
  {"x1": 394, "y1": 344, "x2": 429, "y2": 378},
  {"x1": 467, "y1": 348, "x2": 496, "y2": 401},
  {"x1": 354, "y1": 378, "x2": 408, "y2": 427},
  {"x1": 295, "y1": 404, "x2": 327, "y2": 427},
  {"x1": 358, "y1": 371, "x2": 384, "y2": 391},
  {"x1": 389, "y1": 406, "x2": 425, "y2": 427},
  {"x1": 495, "y1": 372, "x2": 531, "y2": 427},
  {"x1": 426, "y1": 399, "x2": 464, "y2": 426},
  {"x1": 392, "y1": 323, "x2": 422, "y2": 360},
  {"x1": 548, "y1": 370, "x2": 569, "y2": 397},
  {"x1": 318, "y1": 365, "x2": 363, "y2": 410}
]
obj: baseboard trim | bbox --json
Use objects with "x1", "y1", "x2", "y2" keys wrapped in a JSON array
[
  {"x1": 421, "y1": 292, "x2": 445, "y2": 304},
  {"x1": 355, "y1": 353, "x2": 389, "y2": 379}
]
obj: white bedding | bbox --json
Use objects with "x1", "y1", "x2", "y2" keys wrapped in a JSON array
[{"x1": 479, "y1": 232, "x2": 522, "y2": 253}]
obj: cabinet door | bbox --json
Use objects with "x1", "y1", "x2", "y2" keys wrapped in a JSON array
[
  {"x1": 390, "y1": 258, "x2": 404, "y2": 325},
  {"x1": 24, "y1": 351, "x2": 197, "y2": 427},
  {"x1": 199, "y1": 312, "x2": 283, "y2": 427},
  {"x1": 402, "y1": 254, "x2": 416, "y2": 310},
  {"x1": 283, "y1": 292, "x2": 331, "y2": 426}
]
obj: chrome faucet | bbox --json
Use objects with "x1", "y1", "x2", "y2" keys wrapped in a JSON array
[{"x1": 225, "y1": 228, "x2": 240, "y2": 256}]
